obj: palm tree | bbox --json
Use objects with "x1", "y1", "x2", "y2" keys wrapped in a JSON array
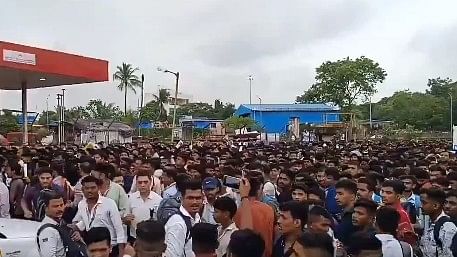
[
  {"x1": 153, "y1": 88, "x2": 171, "y2": 121},
  {"x1": 113, "y1": 63, "x2": 141, "y2": 115}
]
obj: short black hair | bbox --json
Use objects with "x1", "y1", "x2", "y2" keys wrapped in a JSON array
[
  {"x1": 423, "y1": 187, "x2": 447, "y2": 206},
  {"x1": 448, "y1": 171, "x2": 457, "y2": 182},
  {"x1": 308, "y1": 186, "x2": 325, "y2": 201},
  {"x1": 296, "y1": 231, "x2": 334, "y2": 257},
  {"x1": 335, "y1": 179, "x2": 357, "y2": 195},
  {"x1": 175, "y1": 173, "x2": 192, "y2": 193},
  {"x1": 8, "y1": 160, "x2": 22, "y2": 176},
  {"x1": 324, "y1": 167, "x2": 340, "y2": 180},
  {"x1": 36, "y1": 166, "x2": 53, "y2": 176},
  {"x1": 279, "y1": 201, "x2": 308, "y2": 229},
  {"x1": 447, "y1": 189, "x2": 457, "y2": 199},
  {"x1": 376, "y1": 206, "x2": 400, "y2": 235},
  {"x1": 136, "y1": 220, "x2": 165, "y2": 243},
  {"x1": 214, "y1": 196, "x2": 237, "y2": 218},
  {"x1": 93, "y1": 163, "x2": 116, "y2": 180},
  {"x1": 292, "y1": 182, "x2": 308, "y2": 193},
  {"x1": 81, "y1": 175, "x2": 103, "y2": 186},
  {"x1": 86, "y1": 227, "x2": 111, "y2": 247},
  {"x1": 357, "y1": 177, "x2": 376, "y2": 192},
  {"x1": 228, "y1": 229, "x2": 265, "y2": 257},
  {"x1": 347, "y1": 232, "x2": 382, "y2": 255},
  {"x1": 399, "y1": 175, "x2": 418, "y2": 185},
  {"x1": 191, "y1": 223, "x2": 219, "y2": 254},
  {"x1": 43, "y1": 189, "x2": 63, "y2": 207},
  {"x1": 181, "y1": 179, "x2": 203, "y2": 196},
  {"x1": 354, "y1": 198, "x2": 378, "y2": 215},
  {"x1": 309, "y1": 205, "x2": 333, "y2": 221},
  {"x1": 382, "y1": 179, "x2": 405, "y2": 194},
  {"x1": 279, "y1": 169, "x2": 295, "y2": 180},
  {"x1": 163, "y1": 167, "x2": 178, "y2": 180}
]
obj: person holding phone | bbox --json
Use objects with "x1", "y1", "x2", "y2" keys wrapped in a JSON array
[{"x1": 234, "y1": 167, "x2": 275, "y2": 257}]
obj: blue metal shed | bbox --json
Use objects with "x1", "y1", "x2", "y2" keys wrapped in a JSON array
[{"x1": 234, "y1": 104, "x2": 341, "y2": 133}]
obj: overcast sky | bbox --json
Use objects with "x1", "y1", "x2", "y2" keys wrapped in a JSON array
[{"x1": 1, "y1": 0, "x2": 457, "y2": 112}]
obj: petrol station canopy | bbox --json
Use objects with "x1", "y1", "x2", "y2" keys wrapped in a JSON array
[{"x1": 0, "y1": 41, "x2": 108, "y2": 90}]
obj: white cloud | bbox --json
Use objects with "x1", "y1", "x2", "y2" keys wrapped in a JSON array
[{"x1": 1, "y1": 0, "x2": 457, "y2": 112}]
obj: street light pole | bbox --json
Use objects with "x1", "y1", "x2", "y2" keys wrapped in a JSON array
[
  {"x1": 46, "y1": 95, "x2": 49, "y2": 130},
  {"x1": 248, "y1": 75, "x2": 253, "y2": 104},
  {"x1": 139, "y1": 74, "x2": 145, "y2": 137},
  {"x1": 369, "y1": 96, "x2": 373, "y2": 129},
  {"x1": 450, "y1": 92, "x2": 453, "y2": 137},
  {"x1": 158, "y1": 67, "x2": 180, "y2": 142}
]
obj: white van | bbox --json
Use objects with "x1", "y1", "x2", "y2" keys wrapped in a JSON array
[{"x1": 0, "y1": 218, "x2": 41, "y2": 257}]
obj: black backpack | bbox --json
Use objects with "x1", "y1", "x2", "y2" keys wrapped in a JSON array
[
  {"x1": 433, "y1": 216, "x2": 457, "y2": 256},
  {"x1": 34, "y1": 189, "x2": 54, "y2": 221},
  {"x1": 37, "y1": 223, "x2": 88, "y2": 257}
]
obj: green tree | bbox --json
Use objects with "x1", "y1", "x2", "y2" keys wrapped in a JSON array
[
  {"x1": 374, "y1": 91, "x2": 448, "y2": 130},
  {"x1": 224, "y1": 116, "x2": 258, "y2": 131},
  {"x1": 426, "y1": 77, "x2": 456, "y2": 97},
  {"x1": 37, "y1": 111, "x2": 58, "y2": 125},
  {"x1": 176, "y1": 101, "x2": 235, "y2": 120},
  {"x1": 141, "y1": 101, "x2": 161, "y2": 122},
  {"x1": 84, "y1": 99, "x2": 122, "y2": 120},
  {"x1": 152, "y1": 88, "x2": 170, "y2": 121},
  {"x1": 0, "y1": 110, "x2": 20, "y2": 135},
  {"x1": 121, "y1": 110, "x2": 139, "y2": 127},
  {"x1": 297, "y1": 56, "x2": 387, "y2": 111},
  {"x1": 113, "y1": 63, "x2": 142, "y2": 115}
]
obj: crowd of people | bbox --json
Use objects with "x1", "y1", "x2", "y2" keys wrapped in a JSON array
[{"x1": 1, "y1": 139, "x2": 457, "y2": 257}]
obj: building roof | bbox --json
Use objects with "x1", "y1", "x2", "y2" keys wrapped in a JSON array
[{"x1": 235, "y1": 103, "x2": 339, "y2": 114}]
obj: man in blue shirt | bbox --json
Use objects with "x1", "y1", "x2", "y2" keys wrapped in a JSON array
[
  {"x1": 334, "y1": 179, "x2": 358, "y2": 245},
  {"x1": 317, "y1": 168, "x2": 341, "y2": 218}
]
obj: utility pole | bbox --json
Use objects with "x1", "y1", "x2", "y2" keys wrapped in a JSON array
[
  {"x1": 158, "y1": 67, "x2": 180, "y2": 142},
  {"x1": 248, "y1": 75, "x2": 253, "y2": 104}
]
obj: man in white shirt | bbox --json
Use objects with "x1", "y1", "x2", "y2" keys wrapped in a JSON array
[
  {"x1": 165, "y1": 180, "x2": 203, "y2": 257},
  {"x1": 213, "y1": 196, "x2": 238, "y2": 257},
  {"x1": 73, "y1": 176, "x2": 126, "y2": 257},
  {"x1": 375, "y1": 206, "x2": 413, "y2": 257},
  {"x1": 420, "y1": 188, "x2": 457, "y2": 257},
  {"x1": 0, "y1": 179, "x2": 10, "y2": 218},
  {"x1": 37, "y1": 190, "x2": 82, "y2": 257},
  {"x1": 125, "y1": 169, "x2": 162, "y2": 240}
]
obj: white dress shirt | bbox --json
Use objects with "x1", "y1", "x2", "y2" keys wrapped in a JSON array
[
  {"x1": 0, "y1": 181, "x2": 10, "y2": 218},
  {"x1": 129, "y1": 175, "x2": 162, "y2": 195},
  {"x1": 165, "y1": 205, "x2": 200, "y2": 257},
  {"x1": 37, "y1": 216, "x2": 65, "y2": 257},
  {"x1": 376, "y1": 234, "x2": 413, "y2": 257},
  {"x1": 73, "y1": 196, "x2": 126, "y2": 245},
  {"x1": 128, "y1": 191, "x2": 162, "y2": 238},
  {"x1": 217, "y1": 222, "x2": 238, "y2": 257}
]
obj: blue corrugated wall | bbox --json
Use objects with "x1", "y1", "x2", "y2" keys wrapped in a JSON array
[{"x1": 246, "y1": 111, "x2": 340, "y2": 133}]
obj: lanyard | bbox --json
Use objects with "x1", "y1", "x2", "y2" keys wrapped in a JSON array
[
  {"x1": 86, "y1": 203, "x2": 100, "y2": 228},
  {"x1": 102, "y1": 183, "x2": 111, "y2": 197}
]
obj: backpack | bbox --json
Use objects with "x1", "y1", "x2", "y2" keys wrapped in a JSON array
[
  {"x1": 37, "y1": 223, "x2": 88, "y2": 257},
  {"x1": 35, "y1": 189, "x2": 54, "y2": 221},
  {"x1": 433, "y1": 216, "x2": 457, "y2": 256},
  {"x1": 399, "y1": 240, "x2": 412, "y2": 257},
  {"x1": 156, "y1": 193, "x2": 192, "y2": 244}
]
